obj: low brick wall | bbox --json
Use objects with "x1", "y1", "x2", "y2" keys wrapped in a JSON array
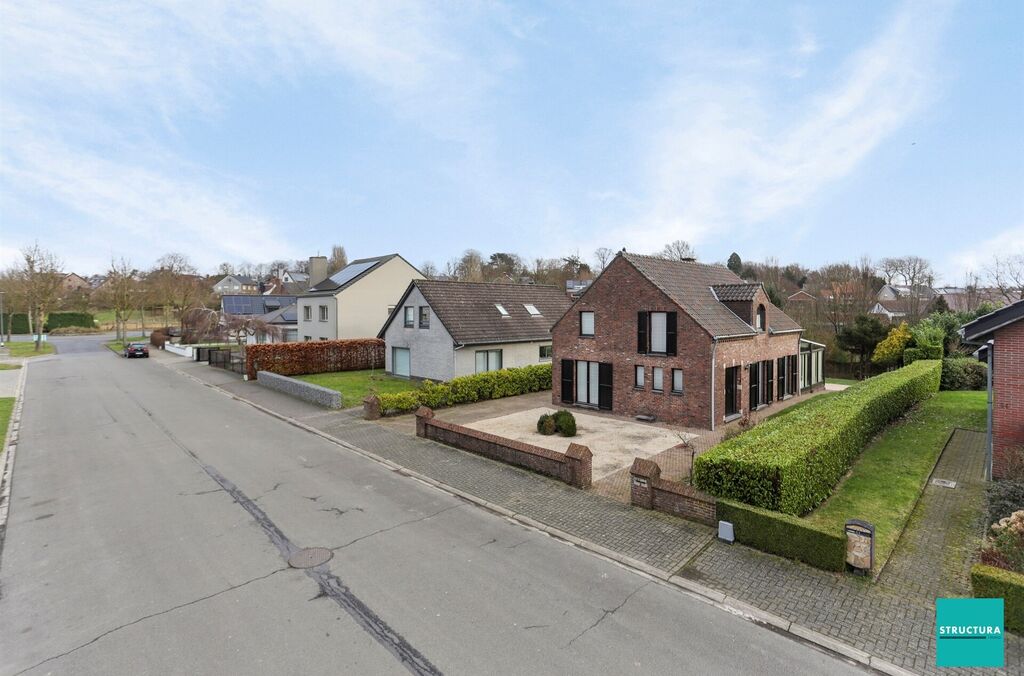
[
  {"x1": 415, "y1": 407, "x2": 592, "y2": 488},
  {"x1": 630, "y1": 458, "x2": 716, "y2": 525},
  {"x1": 255, "y1": 371, "x2": 342, "y2": 409}
]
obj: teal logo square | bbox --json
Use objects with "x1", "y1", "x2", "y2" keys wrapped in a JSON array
[{"x1": 936, "y1": 598, "x2": 1004, "y2": 668}]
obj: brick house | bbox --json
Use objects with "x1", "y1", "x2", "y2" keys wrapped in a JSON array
[
  {"x1": 551, "y1": 252, "x2": 806, "y2": 429},
  {"x1": 961, "y1": 298, "x2": 1024, "y2": 480}
]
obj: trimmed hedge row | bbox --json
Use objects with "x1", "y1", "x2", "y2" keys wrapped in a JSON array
[
  {"x1": 694, "y1": 359, "x2": 941, "y2": 515},
  {"x1": 941, "y1": 356, "x2": 987, "y2": 391},
  {"x1": 7, "y1": 313, "x2": 29, "y2": 334},
  {"x1": 46, "y1": 312, "x2": 94, "y2": 329},
  {"x1": 378, "y1": 364, "x2": 552, "y2": 415},
  {"x1": 246, "y1": 339, "x2": 384, "y2": 380},
  {"x1": 903, "y1": 343, "x2": 942, "y2": 364},
  {"x1": 971, "y1": 564, "x2": 1024, "y2": 634},
  {"x1": 717, "y1": 499, "x2": 846, "y2": 571}
]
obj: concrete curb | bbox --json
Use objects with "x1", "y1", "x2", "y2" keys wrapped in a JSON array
[
  {"x1": 158, "y1": 355, "x2": 919, "y2": 675},
  {"x1": 0, "y1": 363, "x2": 29, "y2": 542}
]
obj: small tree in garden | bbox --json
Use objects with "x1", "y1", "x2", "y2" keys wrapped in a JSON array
[
  {"x1": 837, "y1": 314, "x2": 887, "y2": 379},
  {"x1": 181, "y1": 307, "x2": 222, "y2": 344},
  {"x1": 872, "y1": 322, "x2": 912, "y2": 368},
  {"x1": 224, "y1": 313, "x2": 281, "y2": 345}
]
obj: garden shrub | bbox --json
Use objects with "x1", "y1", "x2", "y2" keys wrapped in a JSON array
[
  {"x1": 246, "y1": 339, "x2": 384, "y2": 380},
  {"x1": 377, "y1": 364, "x2": 553, "y2": 415},
  {"x1": 45, "y1": 312, "x2": 94, "y2": 330},
  {"x1": 988, "y1": 480, "x2": 1024, "y2": 524},
  {"x1": 537, "y1": 414, "x2": 556, "y2": 435},
  {"x1": 872, "y1": 322, "x2": 911, "y2": 367},
  {"x1": 717, "y1": 499, "x2": 846, "y2": 571},
  {"x1": 972, "y1": 564, "x2": 1024, "y2": 633},
  {"x1": 903, "y1": 344, "x2": 943, "y2": 364},
  {"x1": 8, "y1": 313, "x2": 29, "y2": 334},
  {"x1": 553, "y1": 409, "x2": 576, "y2": 436},
  {"x1": 941, "y1": 356, "x2": 987, "y2": 391},
  {"x1": 981, "y1": 511, "x2": 1024, "y2": 574},
  {"x1": 693, "y1": 359, "x2": 941, "y2": 515}
]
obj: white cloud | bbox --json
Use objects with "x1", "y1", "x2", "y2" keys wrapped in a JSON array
[
  {"x1": 616, "y1": 0, "x2": 955, "y2": 256},
  {"x1": 946, "y1": 224, "x2": 1024, "y2": 280}
]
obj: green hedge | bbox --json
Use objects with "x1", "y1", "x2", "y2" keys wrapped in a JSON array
[
  {"x1": 971, "y1": 564, "x2": 1024, "y2": 634},
  {"x1": 7, "y1": 313, "x2": 29, "y2": 334},
  {"x1": 903, "y1": 344, "x2": 942, "y2": 364},
  {"x1": 46, "y1": 312, "x2": 94, "y2": 330},
  {"x1": 941, "y1": 356, "x2": 987, "y2": 391},
  {"x1": 694, "y1": 359, "x2": 941, "y2": 515},
  {"x1": 717, "y1": 499, "x2": 846, "y2": 571},
  {"x1": 377, "y1": 363, "x2": 552, "y2": 415}
]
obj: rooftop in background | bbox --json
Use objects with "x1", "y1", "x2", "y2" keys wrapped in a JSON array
[
  {"x1": 221, "y1": 295, "x2": 297, "y2": 316},
  {"x1": 306, "y1": 254, "x2": 412, "y2": 294}
]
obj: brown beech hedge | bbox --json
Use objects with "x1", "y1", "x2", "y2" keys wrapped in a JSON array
[{"x1": 246, "y1": 339, "x2": 384, "y2": 380}]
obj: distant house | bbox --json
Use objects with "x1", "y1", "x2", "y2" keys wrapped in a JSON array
[
  {"x1": 786, "y1": 289, "x2": 816, "y2": 304},
  {"x1": 379, "y1": 280, "x2": 572, "y2": 380},
  {"x1": 551, "y1": 253, "x2": 807, "y2": 429},
  {"x1": 868, "y1": 300, "x2": 908, "y2": 322},
  {"x1": 297, "y1": 254, "x2": 422, "y2": 341},
  {"x1": 281, "y1": 270, "x2": 309, "y2": 285},
  {"x1": 961, "y1": 299, "x2": 1024, "y2": 480},
  {"x1": 869, "y1": 284, "x2": 936, "y2": 321},
  {"x1": 61, "y1": 273, "x2": 91, "y2": 293},
  {"x1": 221, "y1": 294, "x2": 297, "y2": 317},
  {"x1": 245, "y1": 303, "x2": 298, "y2": 345},
  {"x1": 213, "y1": 275, "x2": 259, "y2": 295}
]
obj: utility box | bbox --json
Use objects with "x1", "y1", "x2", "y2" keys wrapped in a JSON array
[{"x1": 845, "y1": 519, "x2": 875, "y2": 574}]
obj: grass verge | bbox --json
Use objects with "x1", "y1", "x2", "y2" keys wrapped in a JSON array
[
  {"x1": 0, "y1": 397, "x2": 13, "y2": 446},
  {"x1": 297, "y1": 369, "x2": 419, "y2": 407},
  {"x1": 5, "y1": 342, "x2": 56, "y2": 358},
  {"x1": 0, "y1": 363, "x2": 21, "y2": 371},
  {"x1": 825, "y1": 377, "x2": 859, "y2": 386},
  {"x1": 802, "y1": 390, "x2": 986, "y2": 572}
]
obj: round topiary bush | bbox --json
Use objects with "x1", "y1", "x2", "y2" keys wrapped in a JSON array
[
  {"x1": 537, "y1": 413, "x2": 556, "y2": 435},
  {"x1": 553, "y1": 409, "x2": 577, "y2": 437},
  {"x1": 941, "y1": 357, "x2": 987, "y2": 391}
]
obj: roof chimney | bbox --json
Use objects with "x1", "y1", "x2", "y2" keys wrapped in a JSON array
[{"x1": 308, "y1": 256, "x2": 328, "y2": 287}]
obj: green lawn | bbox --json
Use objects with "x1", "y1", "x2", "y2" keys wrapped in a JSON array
[
  {"x1": 0, "y1": 397, "x2": 13, "y2": 446},
  {"x1": 0, "y1": 363, "x2": 21, "y2": 370},
  {"x1": 296, "y1": 369, "x2": 419, "y2": 407},
  {"x1": 803, "y1": 390, "x2": 987, "y2": 572},
  {"x1": 6, "y1": 342, "x2": 56, "y2": 357},
  {"x1": 825, "y1": 377, "x2": 859, "y2": 386}
]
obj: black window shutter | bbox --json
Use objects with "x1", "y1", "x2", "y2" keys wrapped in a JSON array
[
  {"x1": 561, "y1": 359, "x2": 574, "y2": 404},
  {"x1": 637, "y1": 311, "x2": 648, "y2": 354},
  {"x1": 766, "y1": 360, "x2": 774, "y2": 403},
  {"x1": 598, "y1": 362, "x2": 613, "y2": 410},
  {"x1": 749, "y1": 362, "x2": 759, "y2": 409},
  {"x1": 666, "y1": 312, "x2": 677, "y2": 356}
]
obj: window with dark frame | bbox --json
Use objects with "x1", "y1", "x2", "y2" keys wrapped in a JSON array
[
  {"x1": 749, "y1": 361, "x2": 761, "y2": 408},
  {"x1": 725, "y1": 365, "x2": 741, "y2": 417},
  {"x1": 637, "y1": 311, "x2": 677, "y2": 355},
  {"x1": 580, "y1": 311, "x2": 595, "y2": 336},
  {"x1": 777, "y1": 356, "x2": 787, "y2": 397},
  {"x1": 319, "y1": 305, "x2": 328, "y2": 322},
  {"x1": 652, "y1": 366, "x2": 664, "y2": 392},
  {"x1": 403, "y1": 306, "x2": 415, "y2": 328},
  {"x1": 756, "y1": 304, "x2": 766, "y2": 331},
  {"x1": 475, "y1": 349, "x2": 502, "y2": 373},
  {"x1": 635, "y1": 365, "x2": 645, "y2": 388},
  {"x1": 672, "y1": 369, "x2": 683, "y2": 394},
  {"x1": 539, "y1": 345, "x2": 552, "y2": 360},
  {"x1": 418, "y1": 306, "x2": 430, "y2": 328},
  {"x1": 303, "y1": 305, "x2": 312, "y2": 321}
]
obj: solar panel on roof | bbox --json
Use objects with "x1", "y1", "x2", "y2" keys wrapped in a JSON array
[{"x1": 325, "y1": 260, "x2": 378, "y2": 288}]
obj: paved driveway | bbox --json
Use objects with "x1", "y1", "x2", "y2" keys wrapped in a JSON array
[{"x1": 0, "y1": 337, "x2": 867, "y2": 675}]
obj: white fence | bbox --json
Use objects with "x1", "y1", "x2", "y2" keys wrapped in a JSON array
[{"x1": 163, "y1": 343, "x2": 194, "y2": 358}]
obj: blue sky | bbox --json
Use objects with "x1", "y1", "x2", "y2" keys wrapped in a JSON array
[{"x1": 1, "y1": 1, "x2": 1021, "y2": 282}]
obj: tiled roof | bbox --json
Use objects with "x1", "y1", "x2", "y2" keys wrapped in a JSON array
[
  {"x1": 621, "y1": 253, "x2": 802, "y2": 337},
  {"x1": 407, "y1": 280, "x2": 572, "y2": 345},
  {"x1": 711, "y1": 283, "x2": 761, "y2": 302}
]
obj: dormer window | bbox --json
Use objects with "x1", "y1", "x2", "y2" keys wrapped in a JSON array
[
  {"x1": 523, "y1": 304, "x2": 541, "y2": 316},
  {"x1": 495, "y1": 304, "x2": 509, "y2": 316},
  {"x1": 756, "y1": 304, "x2": 766, "y2": 331}
]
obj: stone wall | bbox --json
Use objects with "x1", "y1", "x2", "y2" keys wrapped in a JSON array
[
  {"x1": 255, "y1": 370, "x2": 342, "y2": 409},
  {"x1": 415, "y1": 407, "x2": 591, "y2": 488},
  {"x1": 629, "y1": 457, "x2": 716, "y2": 525}
]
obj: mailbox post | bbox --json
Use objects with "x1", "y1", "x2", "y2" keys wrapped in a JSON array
[{"x1": 845, "y1": 519, "x2": 875, "y2": 574}]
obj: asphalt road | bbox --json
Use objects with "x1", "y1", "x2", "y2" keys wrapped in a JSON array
[{"x1": 0, "y1": 336, "x2": 869, "y2": 675}]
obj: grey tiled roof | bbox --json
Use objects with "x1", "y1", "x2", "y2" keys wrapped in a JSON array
[
  {"x1": 711, "y1": 283, "x2": 761, "y2": 301},
  {"x1": 410, "y1": 280, "x2": 572, "y2": 345},
  {"x1": 622, "y1": 253, "x2": 802, "y2": 337}
]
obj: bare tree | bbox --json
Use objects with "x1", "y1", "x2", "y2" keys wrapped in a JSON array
[
  {"x1": 327, "y1": 245, "x2": 348, "y2": 275},
  {"x1": 818, "y1": 261, "x2": 877, "y2": 335},
  {"x1": 657, "y1": 240, "x2": 696, "y2": 261},
  {"x1": 420, "y1": 261, "x2": 439, "y2": 279},
  {"x1": 99, "y1": 257, "x2": 139, "y2": 342},
  {"x1": 878, "y1": 255, "x2": 934, "y2": 322},
  {"x1": 593, "y1": 247, "x2": 614, "y2": 272},
  {"x1": 147, "y1": 253, "x2": 204, "y2": 327},
  {"x1": 224, "y1": 313, "x2": 281, "y2": 345},
  {"x1": 18, "y1": 244, "x2": 64, "y2": 351},
  {"x1": 456, "y1": 249, "x2": 484, "y2": 282},
  {"x1": 987, "y1": 254, "x2": 1024, "y2": 303},
  {"x1": 0, "y1": 268, "x2": 28, "y2": 342},
  {"x1": 217, "y1": 262, "x2": 235, "y2": 276}
]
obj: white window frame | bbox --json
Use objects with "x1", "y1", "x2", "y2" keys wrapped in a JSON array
[
  {"x1": 672, "y1": 369, "x2": 683, "y2": 394},
  {"x1": 495, "y1": 304, "x2": 509, "y2": 316},
  {"x1": 303, "y1": 305, "x2": 312, "y2": 321},
  {"x1": 319, "y1": 305, "x2": 328, "y2": 322},
  {"x1": 652, "y1": 366, "x2": 664, "y2": 392},
  {"x1": 634, "y1": 365, "x2": 645, "y2": 388},
  {"x1": 523, "y1": 304, "x2": 541, "y2": 316},
  {"x1": 576, "y1": 360, "x2": 600, "y2": 405},
  {"x1": 475, "y1": 349, "x2": 503, "y2": 373},
  {"x1": 539, "y1": 345, "x2": 552, "y2": 361},
  {"x1": 580, "y1": 311, "x2": 595, "y2": 336},
  {"x1": 650, "y1": 312, "x2": 668, "y2": 353}
]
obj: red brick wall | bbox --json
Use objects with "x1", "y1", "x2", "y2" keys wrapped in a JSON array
[
  {"x1": 993, "y1": 321, "x2": 1024, "y2": 479},
  {"x1": 552, "y1": 257, "x2": 800, "y2": 429},
  {"x1": 415, "y1": 407, "x2": 592, "y2": 488},
  {"x1": 629, "y1": 458, "x2": 717, "y2": 525}
]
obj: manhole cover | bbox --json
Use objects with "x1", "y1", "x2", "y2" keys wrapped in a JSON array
[
  {"x1": 931, "y1": 478, "x2": 957, "y2": 489},
  {"x1": 288, "y1": 547, "x2": 333, "y2": 569}
]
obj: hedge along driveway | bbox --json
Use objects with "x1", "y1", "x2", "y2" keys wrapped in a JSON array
[
  {"x1": 804, "y1": 390, "x2": 986, "y2": 573},
  {"x1": 693, "y1": 360, "x2": 942, "y2": 515}
]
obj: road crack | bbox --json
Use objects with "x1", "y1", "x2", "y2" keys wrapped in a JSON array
[
  {"x1": 331, "y1": 505, "x2": 462, "y2": 552},
  {"x1": 15, "y1": 567, "x2": 288, "y2": 675},
  {"x1": 565, "y1": 581, "x2": 649, "y2": 648}
]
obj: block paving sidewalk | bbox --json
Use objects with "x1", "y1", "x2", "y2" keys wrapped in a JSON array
[{"x1": 167, "y1": 358, "x2": 1021, "y2": 674}]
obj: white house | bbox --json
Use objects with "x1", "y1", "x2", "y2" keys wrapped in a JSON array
[
  {"x1": 379, "y1": 280, "x2": 572, "y2": 380},
  {"x1": 297, "y1": 254, "x2": 423, "y2": 341}
]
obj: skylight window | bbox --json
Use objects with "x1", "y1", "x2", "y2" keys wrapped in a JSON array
[
  {"x1": 495, "y1": 304, "x2": 509, "y2": 316},
  {"x1": 523, "y1": 304, "x2": 541, "y2": 316}
]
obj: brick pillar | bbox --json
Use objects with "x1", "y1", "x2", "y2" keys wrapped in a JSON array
[
  {"x1": 630, "y1": 458, "x2": 661, "y2": 509},
  {"x1": 415, "y1": 406, "x2": 435, "y2": 438},
  {"x1": 363, "y1": 395, "x2": 381, "y2": 420},
  {"x1": 565, "y1": 443, "x2": 593, "y2": 489}
]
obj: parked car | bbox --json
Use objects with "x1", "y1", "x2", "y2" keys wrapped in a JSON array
[{"x1": 123, "y1": 342, "x2": 149, "y2": 358}]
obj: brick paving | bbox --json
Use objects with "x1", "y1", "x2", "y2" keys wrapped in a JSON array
[{"x1": 166, "y1": 358, "x2": 1021, "y2": 674}]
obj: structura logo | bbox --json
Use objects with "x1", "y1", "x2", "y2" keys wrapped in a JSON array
[{"x1": 936, "y1": 598, "x2": 1004, "y2": 667}]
